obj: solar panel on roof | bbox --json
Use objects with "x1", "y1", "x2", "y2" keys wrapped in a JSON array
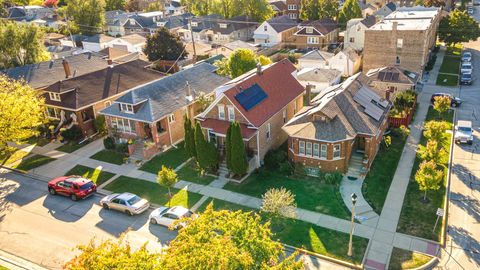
[
  {"x1": 234, "y1": 83, "x2": 268, "y2": 111},
  {"x1": 378, "y1": 71, "x2": 386, "y2": 81},
  {"x1": 385, "y1": 72, "x2": 393, "y2": 81},
  {"x1": 392, "y1": 72, "x2": 399, "y2": 81}
]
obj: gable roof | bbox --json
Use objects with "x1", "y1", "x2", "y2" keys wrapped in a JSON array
[
  {"x1": 43, "y1": 60, "x2": 162, "y2": 110},
  {"x1": 208, "y1": 59, "x2": 305, "y2": 127},
  {"x1": 366, "y1": 66, "x2": 419, "y2": 85},
  {"x1": 119, "y1": 34, "x2": 146, "y2": 45},
  {"x1": 212, "y1": 15, "x2": 258, "y2": 35},
  {"x1": 270, "y1": 1, "x2": 287, "y2": 11},
  {"x1": 297, "y1": 68, "x2": 341, "y2": 83},
  {"x1": 283, "y1": 73, "x2": 390, "y2": 142},
  {"x1": 360, "y1": 15, "x2": 376, "y2": 28},
  {"x1": 189, "y1": 14, "x2": 223, "y2": 32},
  {"x1": 266, "y1": 15, "x2": 298, "y2": 33},
  {"x1": 299, "y1": 49, "x2": 334, "y2": 62},
  {"x1": 385, "y1": 2, "x2": 397, "y2": 11},
  {"x1": 83, "y1": 34, "x2": 117, "y2": 44},
  {"x1": 100, "y1": 63, "x2": 229, "y2": 123},
  {"x1": 0, "y1": 53, "x2": 109, "y2": 89},
  {"x1": 296, "y1": 18, "x2": 339, "y2": 36}
]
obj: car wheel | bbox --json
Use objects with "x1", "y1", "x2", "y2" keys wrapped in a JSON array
[
  {"x1": 102, "y1": 203, "x2": 109, "y2": 210},
  {"x1": 71, "y1": 194, "x2": 77, "y2": 201},
  {"x1": 468, "y1": 141, "x2": 473, "y2": 145},
  {"x1": 150, "y1": 218, "x2": 157, "y2": 225},
  {"x1": 126, "y1": 210, "x2": 133, "y2": 216},
  {"x1": 48, "y1": 188, "x2": 56, "y2": 195}
]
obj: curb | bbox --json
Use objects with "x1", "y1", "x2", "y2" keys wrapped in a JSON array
[
  {"x1": 283, "y1": 243, "x2": 363, "y2": 269},
  {"x1": 0, "y1": 249, "x2": 48, "y2": 270}
]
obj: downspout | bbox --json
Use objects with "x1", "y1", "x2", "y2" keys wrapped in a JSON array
[{"x1": 256, "y1": 132, "x2": 260, "y2": 168}]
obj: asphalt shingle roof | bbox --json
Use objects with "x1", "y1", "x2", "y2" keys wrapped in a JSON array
[
  {"x1": 266, "y1": 15, "x2": 298, "y2": 33},
  {"x1": 296, "y1": 18, "x2": 339, "y2": 36}
]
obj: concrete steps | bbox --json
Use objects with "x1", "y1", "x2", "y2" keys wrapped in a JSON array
[{"x1": 130, "y1": 142, "x2": 144, "y2": 161}]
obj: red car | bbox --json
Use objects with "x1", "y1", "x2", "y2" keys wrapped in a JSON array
[{"x1": 48, "y1": 176, "x2": 97, "y2": 201}]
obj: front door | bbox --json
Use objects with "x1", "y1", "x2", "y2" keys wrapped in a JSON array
[{"x1": 357, "y1": 137, "x2": 366, "y2": 153}]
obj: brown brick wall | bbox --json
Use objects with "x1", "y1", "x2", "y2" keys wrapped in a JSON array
[
  {"x1": 290, "y1": 30, "x2": 338, "y2": 50},
  {"x1": 204, "y1": 96, "x2": 250, "y2": 124},
  {"x1": 370, "y1": 82, "x2": 414, "y2": 99}
]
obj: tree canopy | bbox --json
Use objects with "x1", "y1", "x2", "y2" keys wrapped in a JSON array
[
  {"x1": 300, "y1": 0, "x2": 320, "y2": 21},
  {"x1": 61, "y1": 0, "x2": 106, "y2": 35},
  {"x1": 228, "y1": 122, "x2": 248, "y2": 176},
  {"x1": 438, "y1": 9, "x2": 480, "y2": 45},
  {"x1": 423, "y1": 121, "x2": 449, "y2": 142},
  {"x1": 157, "y1": 165, "x2": 178, "y2": 197},
  {"x1": 143, "y1": 27, "x2": 187, "y2": 62},
  {"x1": 319, "y1": 0, "x2": 339, "y2": 20},
  {"x1": 337, "y1": 0, "x2": 362, "y2": 27},
  {"x1": 105, "y1": 0, "x2": 125, "y2": 11},
  {"x1": 184, "y1": 115, "x2": 196, "y2": 158},
  {"x1": 415, "y1": 160, "x2": 443, "y2": 201},
  {"x1": 182, "y1": 0, "x2": 274, "y2": 21},
  {"x1": 194, "y1": 122, "x2": 218, "y2": 172},
  {"x1": 0, "y1": 75, "x2": 45, "y2": 150},
  {"x1": 215, "y1": 48, "x2": 272, "y2": 78},
  {"x1": 0, "y1": 21, "x2": 50, "y2": 69}
]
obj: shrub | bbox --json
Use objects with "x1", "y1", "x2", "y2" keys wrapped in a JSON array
[
  {"x1": 116, "y1": 143, "x2": 129, "y2": 154},
  {"x1": 94, "y1": 115, "x2": 107, "y2": 135},
  {"x1": 278, "y1": 161, "x2": 293, "y2": 175},
  {"x1": 103, "y1": 137, "x2": 115, "y2": 150},
  {"x1": 293, "y1": 163, "x2": 306, "y2": 178},
  {"x1": 287, "y1": 53, "x2": 298, "y2": 64},
  {"x1": 323, "y1": 172, "x2": 342, "y2": 185},
  {"x1": 61, "y1": 125, "x2": 83, "y2": 141},
  {"x1": 264, "y1": 149, "x2": 288, "y2": 170}
]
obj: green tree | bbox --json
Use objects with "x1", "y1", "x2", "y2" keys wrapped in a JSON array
[
  {"x1": 319, "y1": 0, "x2": 339, "y2": 19},
  {"x1": 337, "y1": 0, "x2": 362, "y2": 28},
  {"x1": 225, "y1": 122, "x2": 233, "y2": 170},
  {"x1": 423, "y1": 121, "x2": 449, "y2": 142},
  {"x1": 424, "y1": 0, "x2": 445, "y2": 6},
  {"x1": 157, "y1": 165, "x2": 178, "y2": 198},
  {"x1": 261, "y1": 187, "x2": 297, "y2": 219},
  {"x1": 194, "y1": 122, "x2": 218, "y2": 172},
  {"x1": 0, "y1": 21, "x2": 50, "y2": 69},
  {"x1": 183, "y1": 115, "x2": 196, "y2": 158},
  {"x1": 300, "y1": 0, "x2": 320, "y2": 21},
  {"x1": 64, "y1": 235, "x2": 162, "y2": 269},
  {"x1": 415, "y1": 160, "x2": 443, "y2": 201},
  {"x1": 433, "y1": 95, "x2": 451, "y2": 118},
  {"x1": 62, "y1": 0, "x2": 105, "y2": 35},
  {"x1": 143, "y1": 27, "x2": 187, "y2": 62},
  {"x1": 215, "y1": 48, "x2": 272, "y2": 78},
  {"x1": 243, "y1": 0, "x2": 274, "y2": 21},
  {"x1": 105, "y1": 0, "x2": 125, "y2": 10},
  {"x1": 230, "y1": 122, "x2": 248, "y2": 176},
  {"x1": 182, "y1": 0, "x2": 213, "y2": 16},
  {"x1": 160, "y1": 203, "x2": 303, "y2": 269},
  {"x1": 124, "y1": 0, "x2": 140, "y2": 11},
  {"x1": 0, "y1": 75, "x2": 45, "y2": 151},
  {"x1": 438, "y1": 9, "x2": 480, "y2": 45},
  {"x1": 418, "y1": 139, "x2": 447, "y2": 163}
]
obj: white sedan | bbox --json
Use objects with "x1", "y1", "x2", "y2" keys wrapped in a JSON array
[{"x1": 149, "y1": 206, "x2": 195, "y2": 228}]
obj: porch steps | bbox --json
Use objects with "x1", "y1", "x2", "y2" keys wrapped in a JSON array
[
  {"x1": 347, "y1": 154, "x2": 364, "y2": 178},
  {"x1": 130, "y1": 142, "x2": 144, "y2": 161},
  {"x1": 218, "y1": 160, "x2": 229, "y2": 177}
]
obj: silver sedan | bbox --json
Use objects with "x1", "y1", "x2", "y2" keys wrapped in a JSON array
[{"x1": 100, "y1": 192, "x2": 150, "y2": 216}]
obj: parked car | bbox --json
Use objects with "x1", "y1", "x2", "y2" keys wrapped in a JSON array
[
  {"x1": 430, "y1": 93, "x2": 462, "y2": 107},
  {"x1": 460, "y1": 73, "x2": 473, "y2": 85},
  {"x1": 48, "y1": 176, "x2": 96, "y2": 201},
  {"x1": 468, "y1": 7, "x2": 474, "y2": 14},
  {"x1": 462, "y1": 52, "x2": 472, "y2": 62},
  {"x1": 149, "y1": 206, "x2": 196, "y2": 228},
  {"x1": 455, "y1": 120, "x2": 474, "y2": 145},
  {"x1": 100, "y1": 193, "x2": 150, "y2": 216},
  {"x1": 461, "y1": 62, "x2": 473, "y2": 74}
]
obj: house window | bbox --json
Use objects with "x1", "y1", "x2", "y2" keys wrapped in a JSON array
[
  {"x1": 227, "y1": 106, "x2": 235, "y2": 121},
  {"x1": 219, "y1": 23, "x2": 228, "y2": 28},
  {"x1": 45, "y1": 107, "x2": 60, "y2": 119},
  {"x1": 349, "y1": 37, "x2": 355, "y2": 43},
  {"x1": 397, "y1": 38, "x2": 403, "y2": 48},
  {"x1": 306, "y1": 142, "x2": 312, "y2": 156},
  {"x1": 266, "y1": 123, "x2": 271, "y2": 140},
  {"x1": 218, "y1": 104, "x2": 225, "y2": 120},
  {"x1": 289, "y1": 13, "x2": 297, "y2": 19},
  {"x1": 120, "y1": 103, "x2": 134, "y2": 113},
  {"x1": 283, "y1": 110, "x2": 287, "y2": 123},
  {"x1": 111, "y1": 117, "x2": 136, "y2": 133},
  {"x1": 313, "y1": 143, "x2": 319, "y2": 157},
  {"x1": 264, "y1": 25, "x2": 268, "y2": 31},
  {"x1": 307, "y1": 37, "x2": 319, "y2": 44},
  {"x1": 191, "y1": 22, "x2": 198, "y2": 27},
  {"x1": 49, "y1": 92, "x2": 61, "y2": 102},
  {"x1": 333, "y1": 144, "x2": 341, "y2": 159},
  {"x1": 291, "y1": 139, "x2": 294, "y2": 150},
  {"x1": 288, "y1": 4, "x2": 297, "y2": 10},
  {"x1": 299, "y1": 141, "x2": 305, "y2": 155},
  {"x1": 396, "y1": 56, "x2": 401, "y2": 65},
  {"x1": 168, "y1": 114, "x2": 175, "y2": 123},
  {"x1": 306, "y1": 27, "x2": 313, "y2": 34},
  {"x1": 129, "y1": 19, "x2": 135, "y2": 25},
  {"x1": 104, "y1": 101, "x2": 111, "y2": 107},
  {"x1": 320, "y1": 144, "x2": 327, "y2": 159}
]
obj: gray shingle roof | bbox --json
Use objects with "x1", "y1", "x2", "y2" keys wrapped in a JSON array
[
  {"x1": 100, "y1": 63, "x2": 229, "y2": 123},
  {"x1": 266, "y1": 15, "x2": 298, "y2": 33}
]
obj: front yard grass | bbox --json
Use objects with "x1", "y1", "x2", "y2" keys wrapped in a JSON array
[
  {"x1": 176, "y1": 161, "x2": 215, "y2": 185},
  {"x1": 389, "y1": 248, "x2": 432, "y2": 269},
  {"x1": 140, "y1": 142, "x2": 188, "y2": 173},
  {"x1": 56, "y1": 141, "x2": 89, "y2": 153},
  {"x1": 224, "y1": 171, "x2": 350, "y2": 220},
  {"x1": 362, "y1": 132, "x2": 408, "y2": 214},
  {"x1": 439, "y1": 56, "x2": 460, "y2": 74},
  {"x1": 65, "y1": 165, "x2": 116, "y2": 186},
  {"x1": 198, "y1": 198, "x2": 368, "y2": 265},
  {"x1": 436, "y1": 73, "x2": 458, "y2": 86},
  {"x1": 445, "y1": 44, "x2": 462, "y2": 56},
  {"x1": 397, "y1": 107, "x2": 453, "y2": 241},
  {"x1": 13, "y1": 154, "x2": 56, "y2": 171},
  {"x1": 103, "y1": 176, "x2": 202, "y2": 208},
  {"x1": 90, "y1": 149, "x2": 126, "y2": 165},
  {"x1": 0, "y1": 149, "x2": 30, "y2": 166},
  {"x1": 27, "y1": 136, "x2": 50, "y2": 147}
]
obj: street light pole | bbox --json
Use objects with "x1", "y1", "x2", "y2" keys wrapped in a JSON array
[{"x1": 348, "y1": 193, "x2": 357, "y2": 257}]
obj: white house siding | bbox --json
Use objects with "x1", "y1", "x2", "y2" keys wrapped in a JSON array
[
  {"x1": 253, "y1": 21, "x2": 281, "y2": 47},
  {"x1": 344, "y1": 20, "x2": 367, "y2": 51}
]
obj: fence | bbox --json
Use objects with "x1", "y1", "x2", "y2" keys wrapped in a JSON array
[{"x1": 388, "y1": 98, "x2": 418, "y2": 128}]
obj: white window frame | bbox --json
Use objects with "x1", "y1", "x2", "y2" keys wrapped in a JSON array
[
  {"x1": 313, "y1": 143, "x2": 319, "y2": 157},
  {"x1": 111, "y1": 117, "x2": 136, "y2": 134},
  {"x1": 219, "y1": 23, "x2": 228, "y2": 29},
  {"x1": 396, "y1": 56, "x2": 401, "y2": 65},
  {"x1": 397, "y1": 38, "x2": 403, "y2": 48},
  {"x1": 306, "y1": 27, "x2": 313, "y2": 34},
  {"x1": 45, "y1": 107, "x2": 60, "y2": 119},
  {"x1": 218, "y1": 104, "x2": 225, "y2": 120},
  {"x1": 104, "y1": 100, "x2": 111, "y2": 107},
  {"x1": 333, "y1": 144, "x2": 341, "y2": 159},
  {"x1": 168, "y1": 114, "x2": 175, "y2": 123},
  {"x1": 120, "y1": 103, "x2": 134, "y2": 113},
  {"x1": 306, "y1": 142, "x2": 312, "y2": 156},
  {"x1": 227, "y1": 106, "x2": 235, "y2": 121},
  {"x1": 191, "y1": 21, "x2": 198, "y2": 27},
  {"x1": 49, "y1": 92, "x2": 61, "y2": 102},
  {"x1": 266, "y1": 123, "x2": 271, "y2": 140},
  {"x1": 264, "y1": 25, "x2": 268, "y2": 31},
  {"x1": 320, "y1": 144, "x2": 327, "y2": 159},
  {"x1": 307, "y1": 36, "x2": 319, "y2": 44},
  {"x1": 299, "y1": 141, "x2": 305, "y2": 155}
]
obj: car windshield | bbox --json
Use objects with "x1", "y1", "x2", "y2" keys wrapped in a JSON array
[
  {"x1": 462, "y1": 74, "x2": 472, "y2": 78},
  {"x1": 184, "y1": 211, "x2": 194, "y2": 217},
  {"x1": 80, "y1": 182, "x2": 94, "y2": 190},
  {"x1": 458, "y1": 127, "x2": 472, "y2": 132},
  {"x1": 127, "y1": 195, "x2": 142, "y2": 205},
  {"x1": 462, "y1": 63, "x2": 471, "y2": 68}
]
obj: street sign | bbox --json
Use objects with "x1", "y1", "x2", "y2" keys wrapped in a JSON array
[{"x1": 436, "y1": 208, "x2": 444, "y2": 217}]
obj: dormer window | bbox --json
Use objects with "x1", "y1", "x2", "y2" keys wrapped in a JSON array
[
  {"x1": 129, "y1": 19, "x2": 135, "y2": 25},
  {"x1": 49, "y1": 92, "x2": 61, "y2": 101},
  {"x1": 219, "y1": 23, "x2": 228, "y2": 28},
  {"x1": 306, "y1": 27, "x2": 313, "y2": 34},
  {"x1": 191, "y1": 22, "x2": 198, "y2": 27},
  {"x1": 120, "y1": 103, "x2": 134, "y2": 113},
  {"x1": 264, "y1": 25, "x2": 268, "y2": 31}
]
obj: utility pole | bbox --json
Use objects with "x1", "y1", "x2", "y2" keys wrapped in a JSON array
[{"x1": 188, "y1": 17, "x2": 197, "y2": 63}]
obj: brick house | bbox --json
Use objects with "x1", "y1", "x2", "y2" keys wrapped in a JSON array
[
  {"x1": 196, "y1": 59, "x2": 305, "y2": 170},
  {"x1": 286, "y1": 0, "x2": 301, "y2": 19},
  {"x1": 290, "y1": 19, "x2": 339, "y2": 50},
  {"x1": 99, "y1": 63, "x2": 229, "y2": 160},
  {"x1": 283, "y1": 73, "x2": 391, "y2": 173},
  {"x1": 42, "y1": 60, "x2": 163, "y2": 137},
  {"x1": 363, "y1": 7, "x2": 441, "y2": 74},
  {"x1": 365, "y1": 66, "x2": 419, "y2": 99}
]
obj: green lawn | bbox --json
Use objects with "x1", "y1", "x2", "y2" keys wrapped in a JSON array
[
  {"x1": 389, "y1": 248, "x2": 432, "y2": 269},
  {"x1": 445, "y1": 44, "x2": 462, "y2": 56},
  {"x1": 224, "y1": 171, "x2": 350, "y2": 220},
  {"x1": 56, "y1": 141, "x2": 89, "y2": 153},
  {"x1": 0, "y1": 149, "x2": 30, "y2": 166},
  {"x1": 362, "y1": 133, "x2": 408, "y2": 214},
  {"x1": 436, "y1": 73, "x2": 458, "y2": 86},
  {"x1": 65, "y1": 165, "x2": 116, "y2": 186},
  {"x1": 198, "y1": 198, "x2": 368, "y2": 264},
  {"x1": 90, "y1": 149, "x2": 126, "y2": 165},
  {"x1": 397, "y1": 107, "x2": 453, "y2": 241},
  {"x1": 103, "y1": 176, "x2": 202, "y2": 208},
  {"x1": 140, "y1": 142, "x2": 189, "y2": 173},
  {"x1": 27, "y1": 136, "x2": 50, "y2": 147},
  {"x1": 13, "y1": 154, "x2": 56, "y2": 171},
  {"x1": 439, "y1": 56, "x2": 460, "y2": 74},
  {"x1": 176, "y1": 161, "x2": 215, "y2": 185}
]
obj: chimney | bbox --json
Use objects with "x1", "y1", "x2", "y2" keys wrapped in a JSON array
[
  {"x1": 305, "y1": 84, "x2": 313, "y2": 106},
  {"x1": 185, "y1": 81, "x2": 193, "y2": 103},
  {"x1": 62, "y1": 58, "x2": 71, "y2": 78},
  {"x1": 103, "y1": 65, "x2": 114, "y2": 99},
  {"x1": 256, "y1": 63, "x2": 262, "y2": 76},
  {"x1": 49, "y1": 60, "x2": 54, "y2": 69},
  {"x1": 107, "y1": 58, "x2": 113, "y2": 65},
  {"x1": 392, "y1": 21, "x2": 398, "y2": 32}
]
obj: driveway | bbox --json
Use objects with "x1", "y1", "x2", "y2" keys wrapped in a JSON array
[
  {"x1": 0, "y1": 170, "x2": 176, "y2": 269},
  {"x1": 436, "y1": 40, "x2": 480, "y2": 269}
]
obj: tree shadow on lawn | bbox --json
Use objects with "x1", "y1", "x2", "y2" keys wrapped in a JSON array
[{"x1": 448, "y1": 225, "x2": 480, "y2": 267}]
